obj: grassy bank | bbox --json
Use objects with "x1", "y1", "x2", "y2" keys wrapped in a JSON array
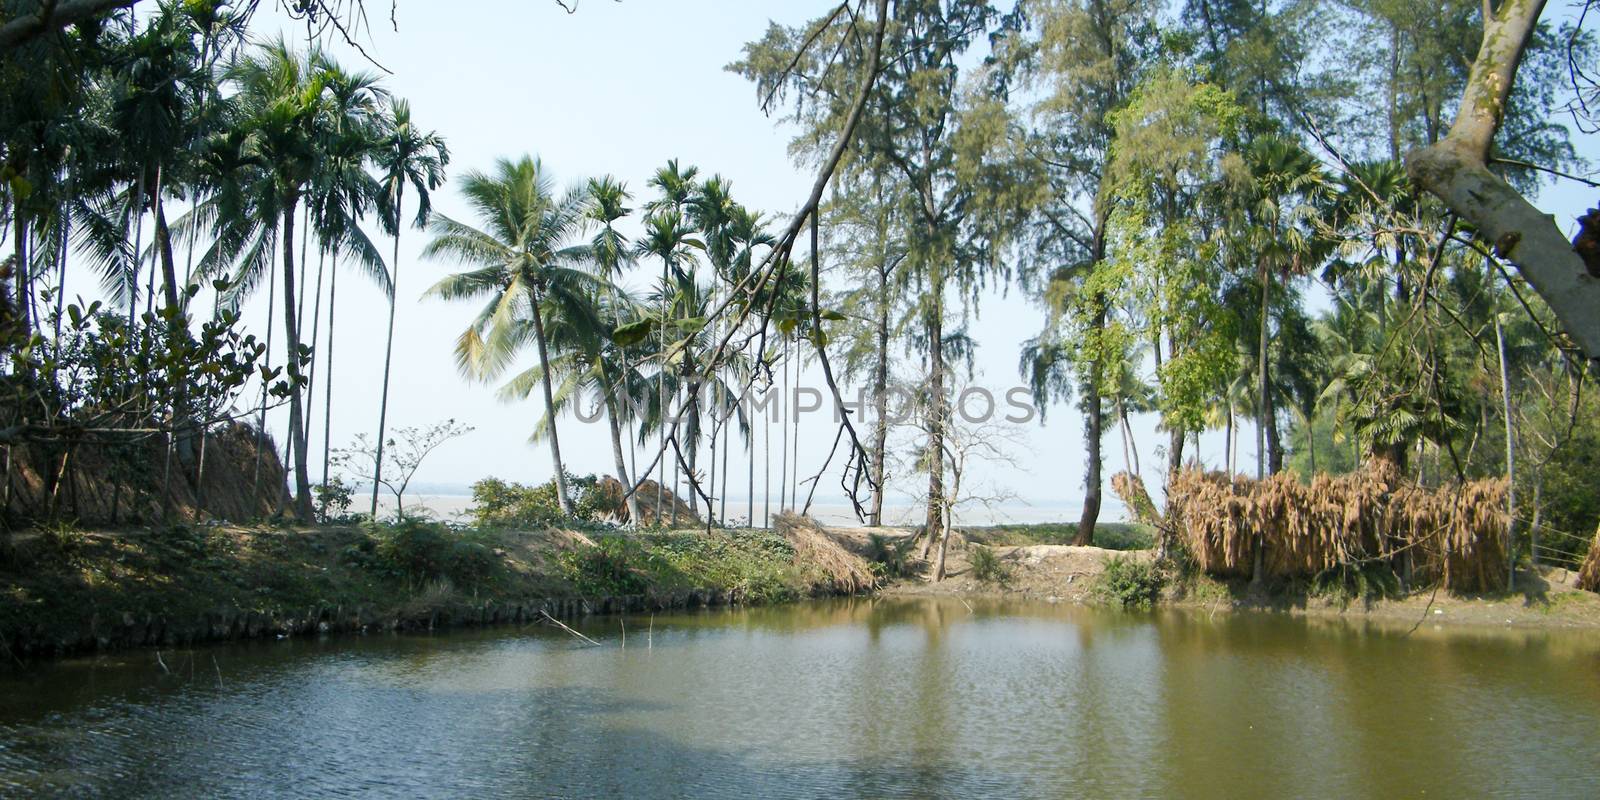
[{"x1": 0, "y1": 519, "x2": 853, "y2": 660}]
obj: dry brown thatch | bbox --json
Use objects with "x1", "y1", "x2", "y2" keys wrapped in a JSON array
[
  {"x1": 1577, "y1": 523, "x2": 1600, "y2": 592},
  {"x1": 1166, "y1": 461, "x2": 1510, "y2": 594},
  {"x1": 594, "y1": 476, "x2": 701, "y2": 527},
  {"x1": 774, "y1": 512, "x2": 877, "y2": 594},
  {"x1": 2, "y1": 423, "x2": 288, "y2": 526}
]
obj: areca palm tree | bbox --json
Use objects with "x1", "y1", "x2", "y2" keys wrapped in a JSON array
[
  {"x1": 370, "y1": 97, "x2": 448, "y2": 516},
  {"x1": 305, "y1": 61, "x2": 390, "y2": 486},
  {"x1": 634, "y1": 206, "x2": 702, "y2": 522},
  {"x1": 196, "y1": 38, "x2": 328, "y2": 521},
  {"x1": 423, "y1": 156, "x2": 598, "y2": 515}
]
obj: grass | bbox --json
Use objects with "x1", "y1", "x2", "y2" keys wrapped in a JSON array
[
  {"x1": 0, "y1": 520, "x2": 842, "y2": 658},
  {"x1": 964, "y1": 522, "x2": 1156, "y2": 551}
]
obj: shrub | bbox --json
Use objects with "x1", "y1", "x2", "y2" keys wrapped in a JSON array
[
  {"x1": 367, "y1": 517, "x2": 496, "y2": 587},
  {"x1": 314, "y1": 478, "x2": 354, "y2": 523},
  {"x1": 865, "y1": 533, "x2": 911, "y2": 578},
  {"x1": 559, "y1": 536, "x2": 651, "y2": 596},
  {"x1": 1096, "y1": 555, "x2": 1164, "y2": 608},
  {"x1": 969, "y1": 545, "x2": 1010, "y2": 585},
  {"x1": 470, "y1": 473, "x2": 612, "y2": 528}
]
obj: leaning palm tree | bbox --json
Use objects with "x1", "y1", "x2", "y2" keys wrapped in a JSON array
[
  {"x1": 370, "y1": 97, "x2": 448, "y2": 516},
  {"x1": 422, "y1": 156, "x2": 599, "y2": 514}
]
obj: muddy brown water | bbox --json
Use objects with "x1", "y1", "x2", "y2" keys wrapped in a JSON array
[{"x1": 2, "y1": 597, "x2": 1597, "y2": 798}]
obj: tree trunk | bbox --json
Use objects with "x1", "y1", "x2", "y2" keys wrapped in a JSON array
[
  {"x1": 1495, "y1": 315, "x2": 1516, "y2": 589},
  {"x1": 1265, "y1": 389, "x2": 1284, "y2": 475},
  {"x1": 11, "y1": 211, "x2": 28, "y2": 336},
  {"x1": 1077, "y1": 301, "x2": 1107, "y2": 547},
  {"x1": 606, "y1": 373, "x2": 643, "y2": 524},
  {"x1": 127, "y1": 170, "x2": 145, "y2": 330},
  {"x1": 869, "y1": 261, "x2": 891, "y2": 526},
  {"x1": 529, "y1": 284, "x2": 573, "y2": 514},
  {"x1": 153, "y1": 177, "x2": 180, "y2": 311},
  {"x1": 1257, "y1": 258, "x2": 1271, "y2": 479},
  {"x1": 322, "y1": 251, "x2": 338, "y2": 486},
  {"x1": 280, "y1": 198, "x2": 313, "y2": 523},
  {"x1": 1407, "y1": 0, "x2": 1600, "y2": 364},
  {"x1": 372, "y1": 192, "x2": 402, "y2": 519},
  {"x1": 921, "y1": 268, "x2": 946, "y2": 559}
]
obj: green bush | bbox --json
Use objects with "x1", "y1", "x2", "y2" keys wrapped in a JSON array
[
  {"x1": 367, "y1": 517, "x2": 496, "y2": 587},
  {"x1": 969, "y1": 545, "x2": 1010, "y2": 585},
  {"x1": 558, "y1": 536, "x2": 652, "y2": 596},
  {"x1": 865, "y1": 533, "x2": 911, "y2": 579},
  {"x1": 470, "y1": 474, "x2": 613, "y2": 528},
  {"x1": 1095, "y1": 555, "x2": 1164, "y2": 608}
]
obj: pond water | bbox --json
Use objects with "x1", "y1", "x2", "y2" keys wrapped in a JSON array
[{"x1": 2, "y1": 598, "x2": 1597, "y2": 798}]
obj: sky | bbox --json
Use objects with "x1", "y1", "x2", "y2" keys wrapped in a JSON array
[{"x1": 95, "y1": 0, "x2": 1598, "y2": 524}]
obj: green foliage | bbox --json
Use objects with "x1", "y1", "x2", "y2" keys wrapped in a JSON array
[
  {"x1": 1307, "y1": 564, "x2": 1402, "y2": 606},
  {"x1": 969, "y1": 545, "x2": 1010, "y2": 585},
  {"x1": 865, "y1": 533, "x2": 912, "y2": 579},
  {"x1": 365, "y1": 517, "x2": 496, "y2": 588},
  {"x1": 314, "y1": 478, "x2": 355, "y2": 523},
  {"x1": 558, "y1": 536, "x2": 653, "y2": 596},
  {"x1": 469, "y1": 473, "x2": 612, "y2": 529},
  {"x1": 1095, "y1": 555, "x2": 1164, "y2": 608}
]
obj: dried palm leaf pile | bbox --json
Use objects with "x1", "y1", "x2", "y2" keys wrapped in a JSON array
[
  {"x1": 1165, "y1": 461, "x2": 1510, "y2": 593},
  {"x1": 774, "y1": 512, "x2": 878, "y2": 594},
  {"x1": 1578, "y1": 524, "x2": 1600, "y2": 593}
]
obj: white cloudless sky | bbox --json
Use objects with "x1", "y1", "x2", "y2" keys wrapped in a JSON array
[{"x1": 98, "y1": 0, "x2": 1594, "y2": 523}]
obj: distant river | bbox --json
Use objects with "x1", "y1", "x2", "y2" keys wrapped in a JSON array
[{"x1": 2, "y1": 598, "x2": 1596, "y2": 798}]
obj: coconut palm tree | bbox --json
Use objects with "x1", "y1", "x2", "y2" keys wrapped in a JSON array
[
  {"x1": 369, "y1": 97, "x2": 448, "y2": 517},
  {"x1": 423, "y1": 156, "x2": 599, "y2": 515}
]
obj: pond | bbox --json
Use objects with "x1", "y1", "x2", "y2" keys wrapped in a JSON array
[{"x1": 2, "y1": 598, "x2": 1597, "y2": 798}]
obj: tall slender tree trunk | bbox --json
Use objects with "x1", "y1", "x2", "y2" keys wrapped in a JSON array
[
  {"x1": 322, "y1": 251, "x2": 339, "y2": 486},
  {"x1": 1122, "y1": 402, "x2": 1141, "y2": 477},
  {"x1": 152, "y1": 184, "x2": 180, "y2": 311},
  {"x1": 252, "y1": 238, "x2": 278, "y2": 506},
  {"x1": 280, "y1": 198, "x2": 313, "y2": 523},
  {"x1": 301, "y1": 247, "x2": 326, "y2": 464},
  {"x1": 605, "y1": 373, "x2": 643, "y2": 524},
  {"x1": 1077, "y1": 300, "x2": 1106, "y2": 547},
  {"x1": 869, "y1": 262, "x2": 890, "y2": 526},
  {"x1": 780, "y1": 337, "x2": 790, "y2": 511},
  {"x1": 127, "y1": 171, "x2": 146, "y2": 330},
  {"x1": 1265, "y1": 391, "x2": 1284, "y2": 475},
  {"x1": 762, "y1": 389, "x2": 771, "y2": 528},
  {"x1": 921, "y1": 269, "x2": 946, "y2": 560},
  {"x1": 530, "y1": 285, "x2": 573, "y2": 514},
  {"x1": 1495, "y1": 315, "x2": 1516, "y2": 589},
  {"x1": 1165, "y1": 330, "x2": 1185, "y2": 477},
  {"x1": 1224, "y1": 400, "x2": 1234, "y2": 474},
  {"x1": 372, "y1": 192, "x2": 403, "y2": 519},
  {"x1": 1257, "y1": 258, "x2": 1271, "y2": 479},
  {"x1": 12, "y1": 211, "x2": 29, "y2": 336}
]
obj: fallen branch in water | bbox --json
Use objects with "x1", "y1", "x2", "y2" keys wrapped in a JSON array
[{"x1": 540, "y1": 610, "x2": 601, "y2": 646}]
